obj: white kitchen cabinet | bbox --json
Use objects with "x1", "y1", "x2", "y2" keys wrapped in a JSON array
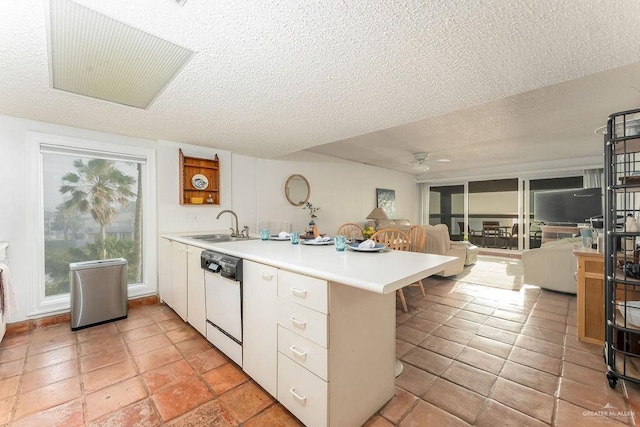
[
  {"x1": 170, "y1": 241, "x2": 189, "y2": 320},
  {"x1": 186, "y1": 245, "x2": 206, "y2": 336},
  {"x1": 278, "y1": 352, "x2": 328, "y2": 427},
  {"x1": 160, "y1": 233, "x2": 451, "y2": 426},
  {"x1": 237, "y1": 265, "x2": 394, "y2": 427},
  {"x1": 242, "y1": 260, "x2": 278, "y2": 397},
  {"x1": 160, "y1": 237, "x2": 207, "y2": 333},
  {"x1": 159, "y1": 238, "x2": 173, "y2": 307}
]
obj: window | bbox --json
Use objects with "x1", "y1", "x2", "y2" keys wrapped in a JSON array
[
  {"x1": 29, "y1": 133, "x2": 157, "y2": 316},
  {"x1": 43, "y1": 151, "x2": 142, "y2": 296}
]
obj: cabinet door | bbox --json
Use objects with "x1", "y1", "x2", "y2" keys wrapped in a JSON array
[
  {"x1": 159, "y1": 238, "x2": 173, "y2": 307},
  {"x1": 577, "y1": 255, "x2": 605, "y2": 345},
  {"x1": 171, "y1": 242, "x2": 188, "y2": 321},
  {"x1": 243, "y1": 260, "x2": 278, "y2": 397},
  {"x1": 187, "y1": 245, "x2": 206, "y2": 336}
]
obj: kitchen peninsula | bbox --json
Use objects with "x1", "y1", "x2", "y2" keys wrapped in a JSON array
[{"x1": 161, "y1": 234, "x2": 457, "y2": 427}]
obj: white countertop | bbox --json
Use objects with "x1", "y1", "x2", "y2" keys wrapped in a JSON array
[{"x1": 162, "y1": 233, "x2": 458, "y2": 295}]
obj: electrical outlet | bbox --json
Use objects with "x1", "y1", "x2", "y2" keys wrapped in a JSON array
[{"x1": 188, "y1": 213, "x2": 198, "y2": 222}]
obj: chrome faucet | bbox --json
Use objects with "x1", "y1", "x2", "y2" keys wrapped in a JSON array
[{"x1": 216, "y1": 209, "x2": 251, "y2": 238}]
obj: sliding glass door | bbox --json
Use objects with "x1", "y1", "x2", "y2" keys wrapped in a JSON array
[
  {"x1": 424, "y1": 174, "x2": 588, "y2": 251},
  {"x1": 429, "y1": 185, "x2": 465, "y2": 239},
  {"x1": 468, "y1": 179, "x2": 518, "y2": 249}
]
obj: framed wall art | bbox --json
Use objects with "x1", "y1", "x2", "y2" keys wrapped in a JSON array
[{"x1": 376, "y1": 188, "x2": 396, "y2": 218}]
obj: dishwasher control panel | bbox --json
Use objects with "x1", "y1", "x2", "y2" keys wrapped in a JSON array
[{"x1": 201, "y1": 250, "x2": 243, "y2": 282}]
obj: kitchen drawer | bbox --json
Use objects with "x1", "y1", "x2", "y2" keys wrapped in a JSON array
[
  {"x1": 277, "y1": 298, "x2": 328, "y2": 348},
  {"x1": 278, "y1": 270, "x2": 328, "y2": 314},
  {"x1": 278, "y1": 325, "x2": 328, "y2": 381},
  {"x1": 278, "y1": 353, "x2": 328, "y2": 427}
]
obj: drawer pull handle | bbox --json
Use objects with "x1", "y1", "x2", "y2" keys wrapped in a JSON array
[
  {"x1": 289, "y1": 387, "x2": 307, "y2": 404},
  {"x1": 289, "y1": 317, "x2": 307, "y2": 329},
  {"x1": 261, "y1": 273, "x2": 273, "y2": 280},
  {"x1": 289, "y1": 345, "x2": 307, "y2": 360},
  {"x1": 290, "y1": 287, "x2": 307, "y2": 297}
]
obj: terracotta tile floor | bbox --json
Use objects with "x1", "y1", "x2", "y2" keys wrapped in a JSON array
[{"x1": 1, "y1": 276, "x2": 639, "y2": 426}]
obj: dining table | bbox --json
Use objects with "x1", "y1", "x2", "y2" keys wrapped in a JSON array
[{"x1": 482, "y1": 225, "x2": 511, "y2": 248}]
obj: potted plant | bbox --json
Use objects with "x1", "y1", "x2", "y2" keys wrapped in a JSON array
[{"x1": 303, "y1": 202, "x2": 320, "y2": 235}]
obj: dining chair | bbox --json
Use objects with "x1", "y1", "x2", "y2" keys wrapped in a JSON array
[
  {"x1": 336, "y1": 223, "x2": 364, "y2": 242},
  {"x1": 406, "y1": 225, "x2": 428, "y2": 300},
  {"x1": 482, "y1": 220, "x2": 501, "y2": 248},
  {"x1": 457, "y1": 221, "x2": 483, "y2": 244},
  {"x1": 408, "y1": 225, "x2": 427, "y2": 253},
  {"x1": 371, "y1": 228, "x2": 413, "y2": 312},
  {"x1": 370, "y1": 228, "x2": 410, "y2": 251},
  {"x1": 503, "y1": 223, "x2": 519, "y2": 249}
]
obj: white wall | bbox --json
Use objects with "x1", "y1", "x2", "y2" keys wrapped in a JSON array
[
  {"x1": 0, "y1": 115, "x2": 416, "y2": 323},
  {"x1": 257, "y1": 151, "x2": 417, "y2": 235},
  {"x1": 469, "y1": 191, "x2": 518, "y2": 215}
]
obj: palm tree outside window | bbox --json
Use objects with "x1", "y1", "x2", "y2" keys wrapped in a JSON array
[{"x1": 42, "y1": 152, "x2": 143, "y2": 297}]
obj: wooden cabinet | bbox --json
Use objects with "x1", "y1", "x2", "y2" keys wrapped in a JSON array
[
  {"x1": 243, "y1": 260, "x2": 278, "y2": 397},
  {"x1": 179, "y1": 149, "x2": 219, "y2": 205},
  {"x1": 576, "y1": 250, "x2": 604, "y2": 345}
]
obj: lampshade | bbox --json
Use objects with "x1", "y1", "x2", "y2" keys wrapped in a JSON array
[{"x1": 366, "y1": 207, "x2": 388, "y2": 220}]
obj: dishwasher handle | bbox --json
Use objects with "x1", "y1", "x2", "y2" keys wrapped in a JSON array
[{"x1": 206, "y1": 262, "x2": 221, "y2": 273}]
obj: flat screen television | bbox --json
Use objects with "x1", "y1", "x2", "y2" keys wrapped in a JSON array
[{"x1": 533, "y1": 187, "x2": 603, "y2": 225}]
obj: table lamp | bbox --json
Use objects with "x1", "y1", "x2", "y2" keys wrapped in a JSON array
[{"x1": 366, "y1": 207, "x2": 388, "y2": 228}]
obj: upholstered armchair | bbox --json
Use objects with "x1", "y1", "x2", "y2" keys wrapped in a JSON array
[
  {"x1": 422, "y1": 224, "x2": 466, "y2": 276},
  {"x1": 521, "y1": 238, "x2": 579, "y2": 294},
  {"x1": 375, "y1": 219, "x2": 412, "y2": 233}
]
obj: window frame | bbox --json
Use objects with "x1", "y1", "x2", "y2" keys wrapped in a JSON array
[{"x1": 27, "y1": 132, "x2": 157, "y2": 317}]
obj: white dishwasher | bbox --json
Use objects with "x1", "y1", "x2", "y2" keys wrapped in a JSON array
[{"x1": 201, "y1": 250, "x2": 243, "y2": 367}]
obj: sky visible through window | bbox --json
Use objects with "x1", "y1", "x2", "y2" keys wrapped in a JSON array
[{"x1": 43, "y1": 154, "x2": 138, "y2": 211}]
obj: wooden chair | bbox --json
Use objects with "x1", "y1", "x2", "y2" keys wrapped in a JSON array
[
  {"x1": 336, "y1": 223, "x2": 364, "y2": 241},
  {"x1": 503, "y1": 223, "x2": 519, "y2": 249},
  {"x1": 457, "y1": 221, "x2": 483, "y2": 244},
  {"x1": 408, "y1": 225, "x2": 427, "y2": 253},
  {"x1": 370, "y1": 228, "x2": 413, "y2": 312},
  {"x1": 405, "y1": 226, "x2": 428, "y2": 308},
  {"x1": 370, "y1": 228, "x2": 410, "y2": 251},
  {"x1": 482, "y1": 220, "x2": 501, "y2": 247}
]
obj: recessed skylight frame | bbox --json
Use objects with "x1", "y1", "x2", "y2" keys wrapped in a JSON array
[{"x1": 45, "y1": 0, "x2": 195, "y2": 109}]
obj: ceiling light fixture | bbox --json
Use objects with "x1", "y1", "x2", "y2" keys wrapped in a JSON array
[
  {"x1": 412, "y1": 162, "x2": 430, "y2": 171},
  {"x1": 176, "y1": 0, "x2": 188, "y2": 6},
  {"x1": 411, "y1": 152, "x2": 430, "y2": 171}
]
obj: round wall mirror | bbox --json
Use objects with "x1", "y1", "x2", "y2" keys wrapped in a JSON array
[{"x1": 285, "y1": 174, "x2": 310, "y2": 206}]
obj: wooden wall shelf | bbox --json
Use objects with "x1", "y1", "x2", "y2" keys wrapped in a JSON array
[{"x1": 179, "y1": 149, "x2": 220, "y2": 205}]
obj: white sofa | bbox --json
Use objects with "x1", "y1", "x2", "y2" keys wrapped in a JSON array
[
  {"x1": 372, "y1": 222, "x2": 476, "y2": 276},
  {"x1": 375, "y1": 218, "x2": 412, "y2": 232},
  {"x1": 422, "y1": 224, "x2": 468, "y2": 276},
  {"x1": 521, "y1": 238, "x2": 580, "y2": 294}
]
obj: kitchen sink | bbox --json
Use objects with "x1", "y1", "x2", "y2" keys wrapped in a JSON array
[{"x1": 186, "y1": 234, "x2": 256, "y2": 242}]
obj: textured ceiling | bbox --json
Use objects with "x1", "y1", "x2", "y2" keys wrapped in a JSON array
[{"x1": 1, "y1": 0, "x2": 640, "y2": 179}]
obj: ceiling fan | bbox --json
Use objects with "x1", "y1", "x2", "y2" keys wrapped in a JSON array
[{"x1": 405, "y1": 152, "x2": 451, "y2": 171}]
